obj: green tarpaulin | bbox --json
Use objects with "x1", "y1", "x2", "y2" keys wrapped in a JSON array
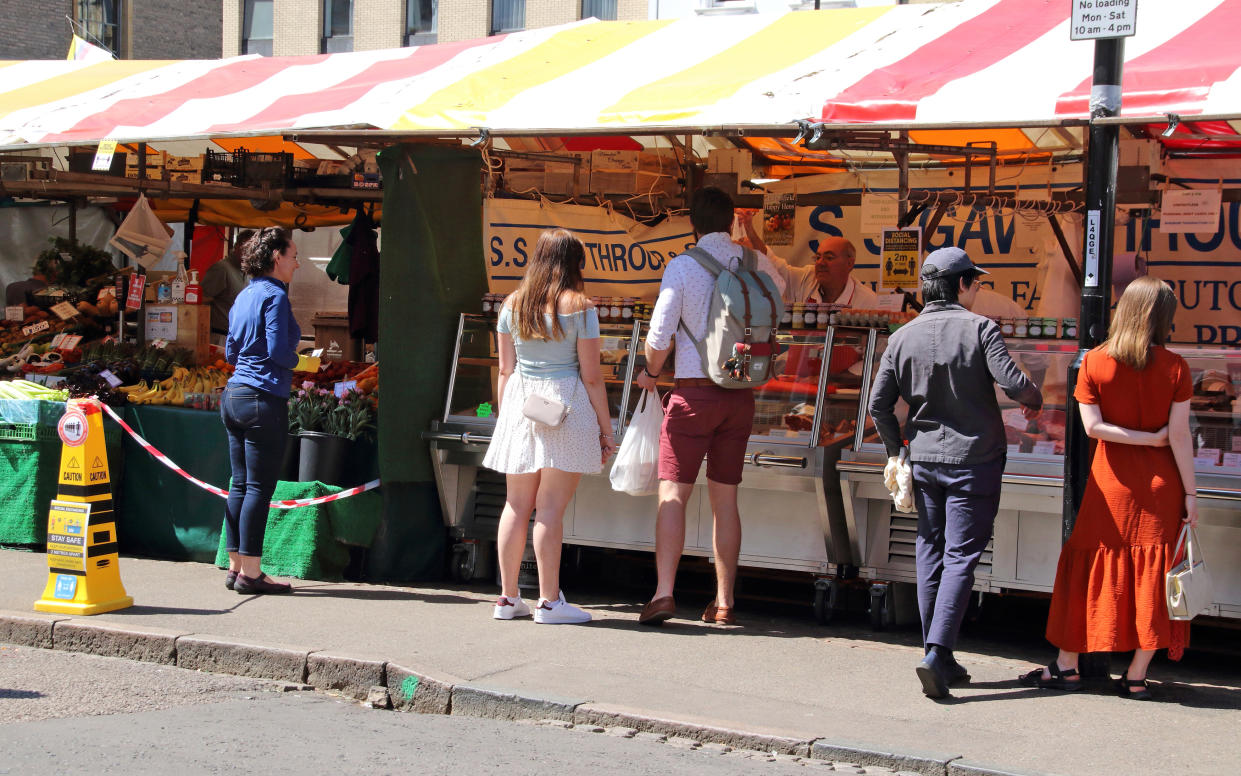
[{"x1": 213, "y1": 480, "x2": 382, "y2": 581}]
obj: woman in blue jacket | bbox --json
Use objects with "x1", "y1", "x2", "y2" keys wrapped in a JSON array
[{"x1": 221, "y1": 227, "x2": 301, "y2": 595}]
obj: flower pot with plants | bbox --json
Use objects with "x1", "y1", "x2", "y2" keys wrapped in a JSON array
[{"x1": 291, "y1": 383, "x2": 375, "y2": 486}]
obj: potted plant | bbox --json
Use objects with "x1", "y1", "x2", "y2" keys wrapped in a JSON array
[
  {"x1": 297, "y1": 387, "x2": 374, "y2": 485},
  {"x1": 285, "y1": 383, "x2": 325, "y2": 481}
]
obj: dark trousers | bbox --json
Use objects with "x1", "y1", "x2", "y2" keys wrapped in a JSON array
[
  {"x1": 911, "y1": 459, "x2": 1003, "y2": 650},
  {"x1": 220, "y1": 383, "x2": 287, "y2": 557}
]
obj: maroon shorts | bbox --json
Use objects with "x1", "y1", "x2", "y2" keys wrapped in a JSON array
[{"x1": 658, "y1": 384, "x2": 755, "y2": 486}]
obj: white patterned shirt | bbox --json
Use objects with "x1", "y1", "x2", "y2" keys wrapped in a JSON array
[{"x1": 646, "y1": 232, "x2": 786, "y2": 379}]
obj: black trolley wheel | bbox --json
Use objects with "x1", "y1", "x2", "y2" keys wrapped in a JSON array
[
  {"x1": 812, "y1": 578, "x2": 836, "y2": 625},
  {"x1": 868, "y1": 582, "x2": 890, "y2": 631}
]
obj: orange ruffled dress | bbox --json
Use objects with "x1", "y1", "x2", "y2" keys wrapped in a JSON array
[{"x1": 1045, "y1": 345, "x2": 1193, "y2": 659}]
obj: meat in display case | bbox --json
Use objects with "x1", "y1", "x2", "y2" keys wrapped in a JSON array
[{"x1": 837, "y1": 334, "x2": 1241, "y2": 625}]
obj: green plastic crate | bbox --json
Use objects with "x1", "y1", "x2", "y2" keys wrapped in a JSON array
[{"x1": 0, "y1": 423, "x2": 59, "y2": 442}]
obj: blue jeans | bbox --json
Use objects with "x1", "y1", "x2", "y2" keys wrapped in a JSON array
[
  {"x1": 220, "y1": 383, "x2": 288, "y2": 557},
  {"x1": 911, "y1": 459, "x2": 1004, "y2": 650}
]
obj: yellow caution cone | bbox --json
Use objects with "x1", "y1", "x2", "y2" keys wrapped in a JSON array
[{"x1": 34, "y1": 398, "x2": 132, "y2": 614}]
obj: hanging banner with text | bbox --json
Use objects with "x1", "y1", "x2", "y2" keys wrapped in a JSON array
[{"x1": 484, "y1": 199, "x2": 694, "y2": 301}]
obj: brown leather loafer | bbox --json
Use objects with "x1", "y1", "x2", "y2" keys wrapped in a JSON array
[
  {"x1": 702, "y1": 601, "x2": 736, "y2": 625},
  {"x1": 638, "y1": 596, "x2": 675, "y2": 626}
]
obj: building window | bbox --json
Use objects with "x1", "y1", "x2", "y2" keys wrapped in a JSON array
[
  {"x1": 75, "y1": 0, "x2": 123, "y2": 57},
  {"x1": 322, "y1": 0, "x2": 353, "y2": 53},
  {"x1": 581, "y1": 0, "x2": 617, "y2": 20},
  {"x1": 491, "y1": 0, "x2": 525, "y2": 35},
  {"x1": 406, "y1": 0, "x2": 437, "y2": 45},
  {"x1": 242, "y1": 0, "x2": 273, "y2": 57}
]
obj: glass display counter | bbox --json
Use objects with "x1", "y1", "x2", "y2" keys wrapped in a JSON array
[
  {"x1": 837, "y1": 332, "x2": 1241, "y2": 624},
  {"x1": 426, "y1": 314, "x2": 872, "y2": 599}
]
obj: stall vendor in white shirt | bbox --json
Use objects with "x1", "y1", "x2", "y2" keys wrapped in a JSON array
[{"x1": 740, "y1": 217, "x2": 879, "y2": 308}]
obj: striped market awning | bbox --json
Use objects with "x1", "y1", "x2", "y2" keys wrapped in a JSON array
[{"x1": 1, "y1": 0, "x2": 1240, "y2": 150}]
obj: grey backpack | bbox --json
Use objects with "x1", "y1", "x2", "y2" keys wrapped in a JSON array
[{"x1": 677, "y1": 246, "x2": 784, "y2": 389}]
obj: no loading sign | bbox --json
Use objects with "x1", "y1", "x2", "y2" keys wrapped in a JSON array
[{"x1": 57, "y1": 410, "x2": 88, "y2": 447}]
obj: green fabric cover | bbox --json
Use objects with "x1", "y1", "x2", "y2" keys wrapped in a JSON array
[
  {"x1": 0, "y1": 439, "x2": 61, "y2": 545},
  {"x1": 325, "y1": 223, "x2": 353, "y2": 284},
  {"x1": 213, "y1": 480, "x2": 383, "y2": 581},
  {"x1": 117, "y1": 405, "x2": 231, "y2": 562},
  {"x1": 368, "y1": 144, "x2": 487, "y2": 583},
  {"x1": 0, "y1": 430, "x2": 123, "y2": 547}
]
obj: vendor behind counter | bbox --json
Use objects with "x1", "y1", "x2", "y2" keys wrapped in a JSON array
[{"x1": 202, "y1": 230, "x2": 252, "y2": 345}]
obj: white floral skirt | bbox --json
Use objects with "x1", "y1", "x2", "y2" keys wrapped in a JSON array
[{"x1": 482, "y1": 373, "x2": 604, "y2": 475}]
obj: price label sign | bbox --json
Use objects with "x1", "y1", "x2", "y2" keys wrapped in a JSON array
[
  {"x1": 99, "y1": 369, "x2": 123, "y2": 388},
  {"x1": 311, "y1": 348, "x2": 325, "y2": 358},
  {"x1": 334, "y1": 380, "x2": 357, "y2": 398},
  {"x1": 5, "y1": 306, "x2": 23, "y2": 322},
  {"x1": 1221, "y1": 452, "x2": 1241, "y2": 471},
  {"x1": 58, "y1": 334, "x2": 82, "y2": 350},
  {"x1": 1032, "y1": 441, "x2": 1058, "y2": 456},
  {"x1": 1195, "y1": 448, "x2": 1221, "y2": 468},
  {"x1": 22, "y1": 320, "x2": 51, "y2": 336},
  {"x1": 151, "y1": 338, "x2": 168, "y2": 349},
  {"x1": 92, "y1": 139, "x2": 118, "y2": 172},
  {"x1": 50, "y1": 301, "x2": 79, "y2": 320},
  {"x1": 125, "y1": 273, "x2": 146, "y2": 311},
  {"x1": 50, "y1": 333, "x2": 66, "y2": 348}
]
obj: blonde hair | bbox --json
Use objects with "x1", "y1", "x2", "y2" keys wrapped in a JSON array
[{"x1": 1104, "y1": 275, "x2": 1177, "y2": 369}]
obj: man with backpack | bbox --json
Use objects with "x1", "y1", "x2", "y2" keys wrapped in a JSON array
[{"x1": 634, "y1": 187, "x2": 785, "y2": 627}]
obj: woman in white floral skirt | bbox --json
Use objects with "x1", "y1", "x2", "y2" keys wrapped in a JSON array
[{"x1": 483, "y1": 229, "x2": 617, "y2": 624}]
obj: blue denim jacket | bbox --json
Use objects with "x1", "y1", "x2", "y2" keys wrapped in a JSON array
[
  {"x1": 868, "y1": 301, "x2": 1042, "y2": 464},
  {"x1": 225, "y1": 276, "x2": 301, "y2": 397}
]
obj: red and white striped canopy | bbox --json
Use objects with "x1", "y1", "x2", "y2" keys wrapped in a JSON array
[{"x1": 0, "y1": 0, "x2": 1239, "y2": 150}]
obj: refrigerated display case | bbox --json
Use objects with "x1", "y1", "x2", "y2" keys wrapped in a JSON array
[
  {"x1": 423, "y1": 313, "x2": 870, "y2": 613},
  {"x1": 836, "y1": 333, "x2": 1241, "y2": 623}
]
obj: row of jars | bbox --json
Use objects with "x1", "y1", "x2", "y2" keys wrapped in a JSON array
[
  {"x1": 479, "y1": 293, "x2": 653, "y2": 322},
  {"x1": 994, "y1": 317, "x2": 1078, "y2": 340}
]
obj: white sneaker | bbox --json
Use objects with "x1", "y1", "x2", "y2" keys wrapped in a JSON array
[
  {"x1": 493, "y1": 596, "x2": 532, "y2": 620},
  {"x1": 533, "y1": 597, "x2": 592, "y2": 624}
]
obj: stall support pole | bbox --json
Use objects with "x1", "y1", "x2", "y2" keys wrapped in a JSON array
[{"x1": 1063, "y1": 38, "x2": 1125, "y2": 542}]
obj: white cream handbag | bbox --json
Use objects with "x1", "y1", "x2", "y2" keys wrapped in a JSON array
[{"x1": 1166, "y1": 524, "x2": 1214, "y2": 621}]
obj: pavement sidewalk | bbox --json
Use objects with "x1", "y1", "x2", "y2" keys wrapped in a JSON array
[{"x1": 2, "y1": 550, "x2": 1238, "y2": 776}]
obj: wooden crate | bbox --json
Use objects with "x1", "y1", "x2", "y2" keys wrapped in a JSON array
[{"x1": 144, "y1": 303, "x2": 210, "y2": 365}]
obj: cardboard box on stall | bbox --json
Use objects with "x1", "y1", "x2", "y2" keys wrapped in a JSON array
[
  {"x1": 165, "y1": 154, "x2": 204, "y2": 171},
  {"x1": 144, "y1": 303, "x2": 210, "y2": 364},
  {"x1": 125, "y1": 150, "x2": 166, "y2": 179},
  {"x1": 588, "y1": 149, "x2": 680, "y2": 197}
]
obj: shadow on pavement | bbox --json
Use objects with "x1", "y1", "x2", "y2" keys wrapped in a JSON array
[{"x1": 0, "y1": 689, "x2": 44, "y2": 699}]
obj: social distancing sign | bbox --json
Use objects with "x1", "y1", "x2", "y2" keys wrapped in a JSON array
[
  {"x1": 881, "y1": 227, "x2": 922, "y2": 290},
  {"x1": 35, "y1": 398, "x2": 132, "y2": 615}
]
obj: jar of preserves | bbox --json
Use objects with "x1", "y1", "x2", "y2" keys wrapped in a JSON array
[
  {"x1": 781, "y1": 305, "x2": 793, "y2": 327},
  {"x1": 621, "y1": 298, "x2": 634, "y2": 320},
  {"x1": 609, "y1": 299, "x2": 622, "y2": 320},
  {"x1": 1027, "y1": 318, "x2": 1043, "y2": 338},
  {"x1": 598, "y1": 298, "x2": 612, "y2": 321},
  {"x1": 1014, "y1": 318, "x2": 1028, "y2": 338},
  {"x1": 1062, "y1": 317, "x2": 1077, "y2": 339},
  {"x1": 791, "y1": 302, "x2": 806, "y2": 330},
  {"x1": 1000, "y1": 318, "x2": 1015, "y2": 337}
]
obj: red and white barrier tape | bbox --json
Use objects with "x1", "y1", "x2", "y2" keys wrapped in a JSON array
[{"x1": 100, "y1": 403, "x2": 380, "y2": 509}]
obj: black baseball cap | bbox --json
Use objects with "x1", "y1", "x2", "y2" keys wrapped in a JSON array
[{"x1": 920, "y1": 246, "x2": 989, "y2": 278}]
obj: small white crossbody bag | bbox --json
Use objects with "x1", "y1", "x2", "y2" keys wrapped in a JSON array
[{"x1": 518, "y1": 371, "x2": 581, "y2": 428}]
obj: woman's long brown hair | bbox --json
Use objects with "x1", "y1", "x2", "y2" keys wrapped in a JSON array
[
  {"x1": 1104, "y1": 275, "x2": 1177, "y2": 369},
  {"x1": 508, "y1": 229, "x2": 586, "y2": 341}
]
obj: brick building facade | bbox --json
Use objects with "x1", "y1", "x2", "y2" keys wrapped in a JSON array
[
  {"x1": 0, "y1": 0, "x2": 220, "y2": 60},
  {"x1": 222, "y1": 0, "x2": 649, "y2": 58}
]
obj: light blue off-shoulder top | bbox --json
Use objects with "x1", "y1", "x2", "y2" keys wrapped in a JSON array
[{"x1": 497, "y1": 305, "x2": 600, "y2": 380}]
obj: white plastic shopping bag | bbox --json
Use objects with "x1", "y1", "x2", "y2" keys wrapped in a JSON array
[{"x1": 609, "y1": 390, "x2": 663, "y2": 496}]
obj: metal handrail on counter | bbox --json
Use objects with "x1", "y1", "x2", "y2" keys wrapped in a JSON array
[
  {"x1": 749, "y1": 451, "x2": 808, "y2": 469},
  {"x1": 422, "y1": 430, "x2": 493, "y2": 446},
  {"x1": 836, "y1": 460, "x2": 1241, "y2": 500}
]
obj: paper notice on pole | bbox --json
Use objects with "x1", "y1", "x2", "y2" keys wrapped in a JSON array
[
  {"x1": 859, "y1": 194, "x2": 899, "y2": 237},
  {"x1": 1159, "y1": 189, "x2": 1222, "y2": 233},
  {"x1": 880, "y1": 227, "x2": 921, "y2": 290},
  {"x1": 875, "y1": 293, "x2": 904, "y2": 312},
  {"x1": 762, "y1": 193, "x2": 796, "y2": 247},
  {"x1": 92, "y1": 139, "x2": 118, "y2": 172},
  {"x1": 1083, "y1": 210, "x2": 1100, "y2": 287}
]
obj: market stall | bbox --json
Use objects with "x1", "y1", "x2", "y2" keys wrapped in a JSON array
[{"x1": 2, "y1": 0, "x2": 1240, "y2": 600}]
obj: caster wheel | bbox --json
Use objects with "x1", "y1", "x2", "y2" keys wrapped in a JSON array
[
  {"x1": 449, "y1": 544, "x2": 476, "y2": 582},
  {"x1": 869, "y1": 583, "x2": 890, "y2": 631},
  {"x1": 813, "y1": 579, "x2": 836, "y2": 626}
]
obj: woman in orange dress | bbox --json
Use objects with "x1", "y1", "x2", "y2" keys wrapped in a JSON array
[{"x1": 1021, "y1": 276, "x2": 1198, "y2": 700}]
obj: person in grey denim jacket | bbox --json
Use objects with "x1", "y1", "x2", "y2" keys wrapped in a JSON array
[{"x1": 869, "y1": 247, "x2": 1042, "y2": 699}]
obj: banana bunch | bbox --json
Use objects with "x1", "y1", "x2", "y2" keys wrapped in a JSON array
[{"x1": 124, "y1": 366, "x2": 230, "y2": 406}]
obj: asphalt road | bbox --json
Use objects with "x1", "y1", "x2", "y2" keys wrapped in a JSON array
[{"x1": 0, "y1": 645, "x2": 898, "y2": 776}]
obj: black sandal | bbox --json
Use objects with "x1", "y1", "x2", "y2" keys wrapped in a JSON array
[
  {"x1": 1115, "y1": 676, "x2": 1153, "y2": 701},
  {"x1": 1019, "y1": 661, "x2": 1083, "y2": 692}
]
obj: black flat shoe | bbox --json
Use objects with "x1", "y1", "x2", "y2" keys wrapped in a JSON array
[
  {"x1": 946, "y1": 660, "x2": 971, "y2": 687},
  {"x1": 916, "y1": 652, "x2": 951, "y2": 699},
  {"x1": 1019, "y1": 661, "x2": 1083, "y2": 692},
  {"x1": 234, "y1": 573, "x2": 293, "y2": 595},
  {"x1": 1115, "y1": 676, "x2": 1153, "y2": 701},
  {"x1": 225, "y1": 570, "x2": 238, "y2": 590}
]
